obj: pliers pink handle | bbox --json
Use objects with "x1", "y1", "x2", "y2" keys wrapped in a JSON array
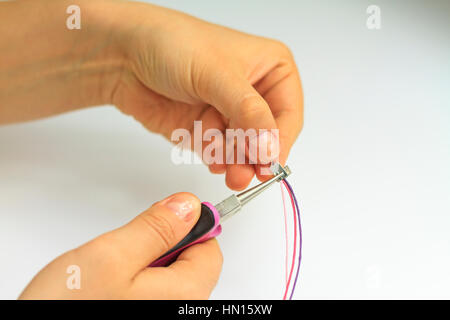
[
  {"x1": 150, "y1": 164, "x2": 291, "y2": 267},
  {"x1": 149, "y1": 202, "x2": 222, "y2": 267}
]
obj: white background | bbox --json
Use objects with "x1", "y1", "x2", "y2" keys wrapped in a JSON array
[{"x1": 0, "y1": 0, "x2": 449, "y2": 299}]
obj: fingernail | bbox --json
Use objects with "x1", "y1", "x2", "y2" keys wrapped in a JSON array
[
  {"x1": 164, "y1": 195, "x2": 197, "y2": 222},
  {"x1": 249, "y1": 130, "x2": 280, "y2": 164}
]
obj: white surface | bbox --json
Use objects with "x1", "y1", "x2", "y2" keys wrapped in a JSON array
[{"x1": 1, "y1": 0, "x2": 449, "y2": 299}]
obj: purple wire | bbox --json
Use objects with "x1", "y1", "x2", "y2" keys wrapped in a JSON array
[{"x1": 283, "y1": 179, "x2": 302, "y2": 300}]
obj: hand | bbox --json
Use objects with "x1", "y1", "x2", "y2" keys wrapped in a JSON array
[
  {"x1": 0, "y1": 0, "x2": 303, "y2": 191},
  {"x1": 111, "y1": 1, "x2": 304, "y2": 190},
  {"x1": 19, "y1": 193, "x2": 222, "y2": 300}
]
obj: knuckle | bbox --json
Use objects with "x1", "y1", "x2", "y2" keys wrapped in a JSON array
[
  {"x1": 239, "y1": 95, "x2": 267, "y2": 120},
  {"x1": 139, "y1": 212, "x2": 176, "y2": 251},
  {"x1": 191, "y1": 55, "x2": 223, "y2": 101},
  {"x1": 271, "y1": 39, "x2": 293, "y2": 58}
]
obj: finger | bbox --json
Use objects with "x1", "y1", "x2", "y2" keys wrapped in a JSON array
[
  {"x1": 254, "y1": 61, "x2": 304, "y2": 170},
  {"x1": 169, "y1": 238, "x2": 223, "y2": 293},
  {"x1": 222, "y1": 126, "x2": 258, "y2": 191},
  {"x1": 130, "y1": 239, "x2": 222, "y2": 299},
  {"x1": 274, "y1": 110, "x2": 303, "y2": 164},
  {"x1": 194, "y1": 106, "x2": 227, "y2": 174},
  {"x1": 200, "y1": 72, "x2": 279, "y2": 165},
  {"x1": 254, "y1": 163, "x2": 273, "y2": 182},
  {"x1": 225, "y1": 163, "x2": 255, "y2": 191},
  {"x1": 92, "y1": 192, "x2": 202, "y2": 274},
  {"x1": 169, "y1": 105, "x2": 228, "y2": 174}
]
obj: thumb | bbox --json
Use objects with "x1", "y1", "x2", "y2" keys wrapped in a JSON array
[
  {"x1": 202, "y1": 72, "x2": 277, "y2": 131},
  {"x1": 99, "y1": 192, "x2": 201, "y2": 273},
  {"x1": 199, "y1": 72, "x2": 279, "y2": 166}
]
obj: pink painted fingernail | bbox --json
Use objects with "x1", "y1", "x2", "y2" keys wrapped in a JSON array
[{"x1": 164, "y1": 194, "x2": 197, "y2": 222}]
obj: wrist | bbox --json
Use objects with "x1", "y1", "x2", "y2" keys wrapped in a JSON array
[
  {"x1": 85, "y1": 0, "x2": 168, "y2": 106},
  {"x1": 72, "y1": 0, "x2": 130, "y2": 106},
  {"x1": 0, "y1": 0, "x2": 130, "y2": 123}
]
